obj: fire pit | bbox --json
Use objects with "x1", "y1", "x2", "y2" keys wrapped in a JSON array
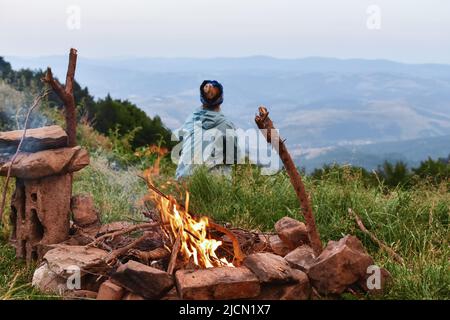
[
  {"x1": 1, "y1": 120, "x2": 389, "y2": 300},
  {"x1": 28, "y1": 176, "x2": 389, "y2": 300}
]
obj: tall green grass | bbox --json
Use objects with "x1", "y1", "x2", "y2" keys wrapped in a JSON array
[
  {"x1": 183, "y1": 165, "x2": 449, "y2": 299},
  {"x1": 72, "y1": 154, "x2": 147, "y2": 223},
  {"x1": 1, "y1": 160, "x2": 448, "y2": 299}
]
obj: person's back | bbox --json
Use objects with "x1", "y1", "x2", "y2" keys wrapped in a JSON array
[{"x1": 175, "y1": 80, "x2": 240, "y2": 179}]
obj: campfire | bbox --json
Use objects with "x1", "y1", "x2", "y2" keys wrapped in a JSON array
[{"x1": 145, "y1": 181, "x2": 234, "y2": 269}]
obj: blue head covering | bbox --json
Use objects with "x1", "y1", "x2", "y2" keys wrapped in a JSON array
[{"x1": 200, "y1": 80, "x2": 224, "y2": 108}]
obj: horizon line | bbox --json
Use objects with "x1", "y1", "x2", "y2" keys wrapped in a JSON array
[{"x1": 3, "y1": 54, "x2": 450, "y2": 67}]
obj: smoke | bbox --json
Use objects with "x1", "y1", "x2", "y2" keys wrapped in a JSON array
[{"x1": 0, "y1": 80, "x2": 51, "y2": 131}]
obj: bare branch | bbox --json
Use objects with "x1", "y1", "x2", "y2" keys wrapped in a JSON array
[
  {"x1": 255, "y1": 106, "x2": 323, "y2": 255},
  {"x1": 348, "y1": 208, "x2": 404, "y2": 265}
]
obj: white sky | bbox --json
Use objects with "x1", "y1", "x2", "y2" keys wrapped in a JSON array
[{"x1": 1, "y1": 0, "x2": 449, "y2": 63}]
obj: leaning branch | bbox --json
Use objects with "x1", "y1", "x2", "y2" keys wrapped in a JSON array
[
  {"x1": 348, "y1": 208, "x2": 405, "y2": 265},
  {"x1": 255, "y1": 106, "x2": 323, "y2": 255}
]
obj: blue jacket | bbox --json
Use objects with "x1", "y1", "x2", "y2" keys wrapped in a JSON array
[{"x1": 175, "y1": 108, "x2": 240, "y2": 179}]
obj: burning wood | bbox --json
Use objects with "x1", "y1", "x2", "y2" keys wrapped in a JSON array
[{"x1": 143, "y1": 179, "x2": 238, "y2": 269}]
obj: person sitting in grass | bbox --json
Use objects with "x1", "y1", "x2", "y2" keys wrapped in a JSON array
[{"x1": 174, "y1": 80, "x2": 241, "y2": 179}]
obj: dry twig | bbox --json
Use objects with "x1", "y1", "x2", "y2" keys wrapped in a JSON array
[
  {"x1": 167, "y1": 230, "x2": 182, "y2": 274},
  {"x1": 105, "y1": 234, "x2": 149, "y2": 264},
  {"x1": 88, "y1": 222, "x2": 160, "y2": 247},
  {"x1": 129, "y1": 247, "x2": 169, "y2": 262},
  {"x1": 348, "y1": 208, "x2": 404, "y2": 265}
]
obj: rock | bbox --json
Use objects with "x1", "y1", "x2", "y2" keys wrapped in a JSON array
[
  {"x1": 243, "y1": 252, "x2": 294, "y2": 283},
  {"x1": 0, "y1": 146, "x2": 90, "y2": 179},
  {"x1": 97, "y1": 280, "x2": 125, "y2": 300},
  {"x1": 161, "y1": 287, "x2": 180, "y2": 300},
  {"x1": 43, "y1": 244, "x2": 110, "y2": 278},
  {"x1": 10, "y1": 174, "x2": 72, "y2": 262},
  {"x1": 256, "y1": 269, "x2": 311, "y2": 300},
  {"x1": 32, "y1": 263, "x2": 68, "y2": 294},
  {"x1": 65, "y1": 290, "x2": 98, "y2": 300},
  {"x1": 252, "y1": 234, "x2": 271, "y2": 252},
  {"x1": 122, "y1": 292, "x2": 145, "y2": 300},
  {"x1": 275, "y1": 216, "x2": 309, "y2": 249},
  {"x1": 98, "y1": 221, "x2": 133, "y2": 235},
  {"x1": 0, "y1": 125, "x2": 68, "y2": 153},
  {"x1": 284, "y1": 245, "x2": 316, "y2": 272},
  {"x1": 308, "y1": 235, "x2": 374, "y2": 295},
  {"x1": 175, "y1": 267, "x2": 260, "y2": 300},
  {"x1": 269, "y1": 235, "x2": 291, "y2": 256},
  {"x1": 111, "y1": 260, "x2": 174, "y2": 299},
  {"x1": 71, "y1": 194, "x2": 99, "y2": 227}
]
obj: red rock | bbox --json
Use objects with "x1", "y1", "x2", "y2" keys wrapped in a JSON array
[
  {"x1": 97, "y1": 280, "x2": 125, "y2": 300},
  {"x1": 275, "y1": 216, "x2": 309, "y2": 249},
  {"x1": 122, "y1": 292, "x2": 145, "y2": 300},
  {"x1": 160, "y1": 287, "x2": 180, "y2": 300},
  {"x1": 43, "y1": 244, "x2": 109, "y2": 277},
  {"x1": 243, "y1": 252, "x2": 294, "y2": 283},
  {"x1": 308, "y1": 235, "x2": 374, "y2": 295},
  {"x1": 0, "y1": 125, "x2": 68, "y2": 152},
  {"x1": 269, "y1": 235, "x2": 291, "y2": 256},
  {"x1": 0, "y1": 146, "x2": 89, "y2": 179},
  {"x1": 252, "y1": 234, "x2": 271, "y2": 252},
  {"x1": 98, "y1": 221, "x2": 133, "y2": 235},
  {"x1": 256, "y1": 269, "x2": 311, "y2": 300},
  {"x1": 175, "y1": 267, "x2": 260, "y2": 300},
  {"x1": 66, "y1": 290, "x2": 98, "y2": 300},
  {"x1": 284, "y1": 245, "x2": 316, "y2": 272},
  {"x1": 111, "y1": 260, "x2": 174, "y2": 299},
  {"x1": 32, "y1": 263, "x2": 68, "y2": 294},
  {"x1": 71, "y1": 194, "x2": 99, "y2": 227},
  {"x1": 10, "y1": 174, "x2": 73, "y2": 262}
]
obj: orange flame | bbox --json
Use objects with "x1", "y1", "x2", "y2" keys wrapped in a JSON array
[{"x1": 146, "y1": 182, "x2": 233, "y2": 268}]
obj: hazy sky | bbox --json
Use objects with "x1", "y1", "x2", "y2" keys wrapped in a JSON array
[{"x1": 1, "y1": 0, "x2": 449, "y2": 63}]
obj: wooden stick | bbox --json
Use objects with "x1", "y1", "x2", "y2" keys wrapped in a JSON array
[
  {"x1": 142, "y1": 176, "x2": 246, "y2": 264},
  {"x1": 105, "y1": 234, "x2": 148, "y2": 264},
  {"x1": 0, "y1": 90, "x2": 50, "y2": 225},
  {"x1": 42, "y1": 48, "x2": 78, "y2": 147},
  {"x1": 89, "y1": 222, "x2": 160, "y2": 246},
  {"x1": 210, "y1": 221, "x2": 245, "y2": 265},
  {"x1": 255, "y1": 106, "x2": 323, "y2": 255},
  {"x1": 348, "y1": 208, "x2": 405, "y2": 265},
  {"x1": 167, "y1": 230, "x2": 182, "y2": 274},
  {"x1": 129, "y1": 247, "x2": 170, "y2": 262}
]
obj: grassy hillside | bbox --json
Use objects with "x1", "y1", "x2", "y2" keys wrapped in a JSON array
[
  {"x1": 1, "y1": 151, "x2": 448, "y2": 299},
  {"x1": 0, "y1": 57, "x2": 448, "y2": 300}
]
